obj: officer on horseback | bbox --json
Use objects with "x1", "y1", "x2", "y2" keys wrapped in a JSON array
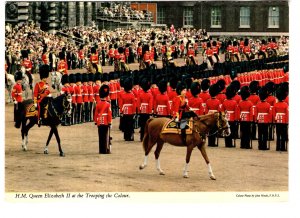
[{"x1": 33, "y1": 65, "x2": 51, "y2": 127}]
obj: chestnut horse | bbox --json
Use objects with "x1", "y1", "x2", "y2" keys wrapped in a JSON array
[{"x1": 139, "y1": 112, "x2": 230, "y2": 179}]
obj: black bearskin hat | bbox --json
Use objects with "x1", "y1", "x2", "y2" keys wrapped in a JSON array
[
  {"x1": 249, "y1": 80, "x2": 259, "y2": 94},
  {"x1": 261, "y1": 39, "x2": 266, "y2": 45},
  {"x1": 140, "y1": 77, "x2": 151, "y2": 92},
  {"x1": 99, "y1": 84, "x2": 110, "y2": 99},
  {"x1": 216, "y1": 79, "x2": 226, "y2": 92},
  {"x1": 258, "y1": 86, "x2": 268, "y2": 101},
  {"x1": 244, "y1": 38, "x2": 249, "y2": 46},
  {"x1": 201, "y1": 79, "x2": 210, "y2": 91},
  {"x1": 61, "y1": 74, "x2": 69, "y2": 85},
  {"x1": 230, "y1": 80, "x2": 241, "y2": 93},
  {"x1": 69, "y1": 74, "x2": 76, "y2": 83},
  {"x1": 109, "y1": 71, "x2": 115, "y2": 81},
  {"x1": 265, "y1": 81, "x2": 275, "y2": 94},
  {"x1": 75, "y1": 73, "x2": 82, "y2": 83},
  {"x1": 207, "y1": 42, "x2": 211, "y2": 48},
  {"x1": 91, "y1": 47, "x2": 96, "y2": 54},
  {"x1": 169, "y1": 77, "x2": 178, "y2": 89},
  {"x1": 123, "y1": 77, "x2": 133, "y2": 92},
  {"x1": 142, "y1": 44, "x2": 150, "y2": 53},
  {"x1": 114, "y1": 43, "x2": 118, "y2": 49},
  {"x1": 14, "y1": 71, "x2": 23, "y2": 81},
  {"x1": 191, "y1": 82, "x2": 201, "y2": 97},
  {"x1": 94, "y1": 72, "x2": 101, "y2": 82},
  {"x1": 88, "y1": 73, "x2": 94, "y2": 82},
  {"x1": 240, "y1": 86, "x2": 250, "y2": 100},
  {"x1": 185, "y1": 77, "x2": 193, "y2": 90},
  {"x1": 209, "y1": 84, "x2": 219, "y2": 97},
  {"x1": 158, "y1": 80, "x2": 168, "y2": 94},
  {"x1": 21, "y1": 50, "x2": 28, "y2": 59},
  {"x1": 82, "y1": 73, "x2": 88, "y2": 83},
  {"x1": 212, "y1": 41, "x2": 217, "y2": 47},
  {"x1": 225, "y1": 85, "x2": 236, "y2": 99},
  {"x1": 276, "y1": 87, "x2": 287, "y2": 101},
  {"x1": 39, "y1": 65, "x2": 50, "y2": 80},
  {"x1": 118, "y1": 47, "x2": 124, "y2": 53},
  {"x1": 176, "y1": 81, "x2": 187, "y2": 95},
  {"x1": 59, "y1": 51, "x2": 65, "y2": 60},
  {"x1": 233, "y1": 40, "x2": 238, "y2": 46},
  {"x1": 101, "y1": 73, "x2": 109, "y2": 83},
  {"x1": 280, "y1": 82, "x2": 289, "y2": 94}
]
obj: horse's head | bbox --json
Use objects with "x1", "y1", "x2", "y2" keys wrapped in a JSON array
[
  {"x1": 216, "y1": 112, "x2": 231, "y2": 137},
  {"x1": 62, "y1": 93, "x2": 72, "y2": 117}
]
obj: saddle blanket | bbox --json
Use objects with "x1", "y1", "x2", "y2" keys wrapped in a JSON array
[
  {"x1": 161, "y1": 119, "x2": 193, "y2": 135},
  {"x1": 26, "y1": 103, "x2": 38, "y2": 117}
]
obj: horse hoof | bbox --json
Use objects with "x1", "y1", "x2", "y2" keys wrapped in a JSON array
[
  {"x1": 210, "y1": 175, "x2": 216, "y2": 180},
  {"x1": 159, "y1": 171, "x2": 165, "y2": 175},
  {"x1": 60, "y1": 152, "x2": 65, "y2": 157},
  {"x1": 44, "y1": 150, "x2": 48, "y2": 154},
  {"x1": 183, "y1": 174, "x2": 189, "y2": 178}
]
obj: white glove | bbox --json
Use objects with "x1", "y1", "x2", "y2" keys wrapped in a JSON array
[
  {"x1": 34, "y1": 103, "x2": 37, "y2": 108},
  {"x1": 47, "y1": 94, "x2": 52, "y2": 97},
  {"x1": 14, "y1": 100, "x2": 18, "y2": 104},
  {"x1": 175, "y1": 117, "x2": 179, "y2": 122}
]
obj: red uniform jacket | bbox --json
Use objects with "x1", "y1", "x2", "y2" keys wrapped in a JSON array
[
  {"x1": 254, "y1": 101, "x2": 272, "y2": 123},
  {"x1": 87, "y1": 84, "x2": 94, "y2": 102},
  {"x1": 74, "y1": 84, "x2": 83, "y2": 104},
  {"x1": 199, "y1": 91, "x2": 211, "y2": 111},
  {"x1": 216, "y1": 93, "x2": 226, "y2": 104},
  {"x1": 93, "y1": 84, "x2": 101, "y2": 103},
  {"x1": 266, "y1": 95, "x2": 276, "y2": 107},
  {"x1": 82, "y1": 84, "x2": 89, "y2": 102},
  {"x1": 33, "y1": 81, "x2": 50, "y2": 104},
  {"x1": 137, "y1": 90, "x2": 153, "y2": 114},
  {"x1": 154, "y1": 93, "x2": 170, "y2": 116},
  {"x1": 60, "y1": 85, "x2": 70, "y2": 95},
  {"x1": 57, "y1": 60, "x2": 68, "y2": 75},
  {"x1": 119, "y1": 53, "x2": 126, "y2": 62},
  {"x1": 272, "y1": 101, "x2": 288, "y2": 124},
  {"x1": 220, "y1": 99, "x2": 238, "y2": 121},
  {"x1": 205, "y1": 48, "x2": 213, "y2": 57},
  {"x1": 143, "y1": 52, "x2": 151, "y2": 63},
  {"x1": 109, "y1": 48, "x2": 115, "y2": 58},
  {"x1": 94, "y1": 100, "x2": 112, "y2": 126},
  {"x1": 119, "y1": 92, "x2": 136, "y2": 115},
  {"x1": 237, "y1": 100, "x2": 254, "y2": 122},
  {"x1": 167, "y1": 88, "x2": 177, "y2": 109},
  {"x1": 205, "y1": 97, "x2": 221, "y2": 114},
  {"x1": 233, "y1": 94, "x2": 242, "y2": 104},
  {"x1": 90, "y1": 53, "x2": 98, "y2": 64},
  {"x1": 172, "y1": 95, "x2": 190, "y2": 118},
  {"x1": 79, "y1": 50, "x2": 84, "y2": 60},
  {"x1": 69, "y1": 85, "x2": 75, "y2": 103},
  {"x1": 114, "y1": 50, "x2": 120, "y2": 60},
  {"x1": 11, "y1": 83, "x2": 23, "y2": 102},
  {"x1": 109, "y1": 82, "x2": 118, "y2": 100},
  {"x1": 42, "y1": 53, "x2": 49, "y2": 65},
  {"x1": 22, "y1": 59, "x2": 32, "y2": 73},
  {"x1": 188, "y1": 96, "x2": 204, "y2": 116},
  {"x1": 187, "y1": 49, "x2": 195, "y2": 57}
]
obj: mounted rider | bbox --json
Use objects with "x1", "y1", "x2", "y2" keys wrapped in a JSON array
[
  {"x1": 33, "y1": 65, "x2": 51, "y2": 127},
  {"x1": 21, "y1": 50, "x2": 33, "y2": 89}
]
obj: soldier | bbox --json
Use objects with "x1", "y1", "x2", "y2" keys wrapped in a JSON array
[
  {"x1": 87, "y1": 73, "x2": 95, "y2": 122},
  {"x1": 60, "y1": 74, "x2": 70, "y2": 126},
  {"x1": 82, "y1": 73, "x2": 89, "y2": 123},
  {"x1": 272, "y1": 88, "x2": 288, "y2": 151},
  {"x1": 74, "y1": 73, "x2": 83, "y2": 124},
  {"x1": 119, "y1": 77, "x2": 136, "y2": 141},
  {"x1": 94, "y1": 84, "x2": 112, "y2": 154},
  {"x1": 90, "y1": 47, "x2": 99, "y2": 65},
  {"x1": 248, "y1": 80, "x2": 260, "y2": 140},
  {"x1": 21, "y1": 50, "x2": 33, "y2": 89},
  {"x1": 212, "y1": 41, "x2": 220, "y2": 62},
  {"x1": 189, "y1": 82, "x2": 204, "y2": 116},
  {"x1": 220, "y1": 85, "x2": 238, "y2": 148},
  {"x1": 265, "y1": 81, "x2": 276, "y2": 141},
  {"x1": 11, "y1": 71, "x2": 23, "y2": 123},
  {"x1": 68, "y1": 74, "x2": 76, "y2": 125},
  {"x1": 154, "y1": 80, "x2": 170, "y2": 117},
  {"x1": 33, "y1": 65, "x2": 51, "y2": 127},
  {"x1": 237, "y1": 86, "x2": 254, "y2": 149},
  {"x1": 93, "y1": 72, "x2": 102, "y2": 104},
  {"x1": 205, "y1": 84, "x2": 221, "y2": 147},
  {"x1": 41, "y1": 46, "x2": 49, "y2": 65},
  {"x1": 137, "y1": 77, "x2": 153, "y2": 141},
  {"x1": 57, "y1": 51, "x2": 68, "y2": 75},
  {"x1": 199, "y1": 79, "x2": 211, "y2": 113},
  {"x1": 109, "y1": 72, "x2": 118, "y2": 118},
  {"x1": 108, "y1": 44, "x2": 115, "y2": 66},
  {"x1": 167, "y1": 77, "x2": 178, "y2": 109},
  {"x1": 216, "y1": 79, "x2": 226, "y2": 104},
  {"x1": 254, "y1": 87, "x2": 272, "y2": 150}
]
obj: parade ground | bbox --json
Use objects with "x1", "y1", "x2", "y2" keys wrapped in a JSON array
[{"x1": 4, "y1": 57, "x2": 288, "y2": 193}]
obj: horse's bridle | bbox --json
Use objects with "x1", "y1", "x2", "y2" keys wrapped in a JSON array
[{"x1": 48, "y1": 95, "x2": 72, "y2": 119}]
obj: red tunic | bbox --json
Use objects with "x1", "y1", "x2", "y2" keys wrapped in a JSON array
[
  {"x1": 33, "y1": 81, "x2": 50, "y2": 104},
  {"x1": 272, "y1": 101, "x2": 288, "y2": 124},
  {"x1": 108, "y1": 48, "x2": 115, "y2": 58},
  {"x1": 237, "y1": 100, "x2": 254, "y2": 122},
  {"x1": 137, "y1": 90, "x2": 153, "y2": 114},
  {"x1": 94, "y1": 100, "x2": 112, "y2": 125},
  {"x1": 90, "y1": 53, "x2": 98, "y2": 64},
  {"x1": 205, "y1": 97, "x2": 220, "y2": 114},
  {"x1": 74, "y1": 84, "x2": 83, "y2": 104},
  {"x1": 119, "y1": 92, "x2": 136, "y2": 115},
  {"x1": 42, "y1": 53, "x2": 49, "y2": 65},
  {"x1": 220, "y1": 99, "x2": 238, "y2": 121},
  {"x1": 93, "y1": 84, "x2": 101, "y2": 103},
  {"x1": 82, "y1": 84, "x2": 89, "y2": 102},
  {"x1": 87, "y1": 84, "x2": 94, "y2": 102},
  {"x1": 167, "y1": 88, "x2": 177, "y2": 109},
  {"x1": 154, "y1": 93, "x2": 170, "y2": 116},
  {"x1": 22, "y1": 59, "x2": 32, "y2": 73},
  {"x1": 254, "y1": 101, "x2": 272, "y2": 123},
  {"x1": 172, "y1": 95, "x2": 190, "y2": 118},
  {"x1": 60, "y1": 85, "x2": 70, "y2": 95},
  {"x1": 188, "y1": 96, "x2": 204, "y2": 116},
  {"x1": 109, "y1": 82, "x2": 118, "y2": 100},
  {"x1": 69, "y1": 85, "x2": 75, "y2": 103},
  {"x1": 57, "y1": 60, "x2": 68, "y2": 75},
  {"x1": 11, "y1": 83, "x2": 23, "y2": 102}
]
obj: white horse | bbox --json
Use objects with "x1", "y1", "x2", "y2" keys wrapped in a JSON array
[
  {"x1": 5, "y1": 73, "x2": 15, "y2": 103},
  {"x1": 51, "y1": 71, "x2": 62, "y2": 94}
]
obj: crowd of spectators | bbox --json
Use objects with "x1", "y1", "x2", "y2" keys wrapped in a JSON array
[{"x1": 97, "y1": 2, "x2": 153, "y2": 22}]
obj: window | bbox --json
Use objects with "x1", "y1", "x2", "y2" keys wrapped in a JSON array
[
  {"x1": 183, "y1": 7, "x2": 193, "y2": 27},
  {"x1": 211, "y1": 7, "x2": 221, "y2": 28},
  {"x1": 268, "y1": 6, "x2": 279, "y2": 28},
  {"x1": 240, "y1": 7, "x2": 250, "y2": 28},
  {"x1": 157, "y1": 7, "x2": 166, "y2": 24}
]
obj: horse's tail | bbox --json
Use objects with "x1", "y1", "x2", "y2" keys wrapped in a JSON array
[
  {"x1": 142, "y1": 117, "x2": 154, "y2": 152},
  {"x1": 14, "y1": 103, "x2": 25, "y2": 129}
]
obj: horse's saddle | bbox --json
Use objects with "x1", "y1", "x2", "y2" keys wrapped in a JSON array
[
  {"x1": 161, "y1": 119, "x2": 193, "y2": 135},
  {"x1": 25, "y1": 103, "x2": 38, "y2": 118}
]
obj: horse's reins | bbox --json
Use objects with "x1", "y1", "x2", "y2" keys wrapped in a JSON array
[
  {"x1": 193, "y1": 115, "x2": 229, "y2": 137},
  {"x1": 47, "y1": 96, "x2": 70, "y2": 119}
]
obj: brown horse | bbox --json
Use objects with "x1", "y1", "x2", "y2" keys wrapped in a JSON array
[{"x1": 139, "y1": 112, "x2": 230, "y2": 179}]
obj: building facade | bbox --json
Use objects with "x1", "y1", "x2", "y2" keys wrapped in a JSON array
[{"x1": 5, "y1": 1, "x2": 289, "y2": 35}]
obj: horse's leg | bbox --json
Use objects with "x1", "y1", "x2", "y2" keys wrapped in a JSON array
[
  {"x1": 44, "y1": 128, "x2": 54, "y2": 155},
  {"x1": 198, "y1": 143, "x2": 216, "y2": 180},
  {"x1": 139, "y1": 136, "x2": 157, "y2": 170},
  {"x1": 24, "y1": 118, "x2": 36, "y2": 149},
  {"x1": 21, "y1": 120, "x2": 26, "y2": 151},
  {"x1": 154, "y1": 139, "x2": 165, "y2": 175},
  {"x1": 52, "y1": 126, "x2": 64, "y2": 157},
  {"x1": 183, "y1": 144, "x2": 194, "y2": 178}
]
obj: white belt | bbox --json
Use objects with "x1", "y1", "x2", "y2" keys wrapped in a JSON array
[
  {"x1": 276, "y1": 113, "x2": 285, "y2": 115},
  {"x1": 77, "y1": 95, "x2": 82, "y2": 96},
  {"x1": 208, "y1": 110, "x2": 217, "y2": 113},
  {"x1": 190, "y1": 107, "x2": 199, "y2": 111},
  {"x1": 95, "y1": 94, "x2": 99, "y2": 95},
  {"x1": 258, "y1": 113, "x2": 268, "y2": 116},
  {"x1": 226, "y1": 111, "x2": 234, "y2": 114},
  {"x1": 157, "y1": 105, "x2": 167, "y2": 108},
  {"x1": 101, "y1": 113, "x2": 108, "y2": 116},
  {"x1": 141, "y1": 103, "x2": 148, "y2": 106},
  {"x1": 123, "y1": 104, "x2": 132, "y2": 107},
  {"x1": 110, "y1": 91, "x2": 117, "y2": 93},
  {"x1": 16, "y1": 93, "x2": 22, "y2": 95},
  {"x1": 241, "y1": 111, "x2": 250, "y2": 114}
]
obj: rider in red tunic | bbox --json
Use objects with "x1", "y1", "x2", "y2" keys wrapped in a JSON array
[{"x1": 21, "y1": 50, "x2": 33, "y2": 88}]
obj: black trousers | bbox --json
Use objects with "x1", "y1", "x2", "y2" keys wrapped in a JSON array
[
  {"x1": 224, "y1": 121, "x2": 237, "y2": 147},
  {"x1": 251, "y1": 122, "x2": 257, "y2": 139},
  {"x1": 258, "y1": 123, "x2": 269, "y2": 150},
  {"x1": 111, "y1": 99, "x2": 118, "y2": 118},
  {"x1": 139, "y1": 114, "x2": 150, "y2": 142},
  {"x1": 83, "y1": 102, "x2": 89, "y2": 122},
  {"x1": 208, "y1": 125, "x2": 218, "y2": 147},
  {"x1": 122, "y1": 115, "x2": 134, "y2": 141},
  {"x1": 70, "y1": 103, "x2": 76, "y2": 125},
  {"x1": 97, "y1": 125, "x2": 110, "y2": 154},
  {"x1": 275, "y1": 124, "x2": 288, "y2": 151},
  {"x1": 76, "y1": 103, "x2": 82, "y2": 124},
  {"x1": 240, "y1": 122, "x2": 251, "y2": 149}
]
